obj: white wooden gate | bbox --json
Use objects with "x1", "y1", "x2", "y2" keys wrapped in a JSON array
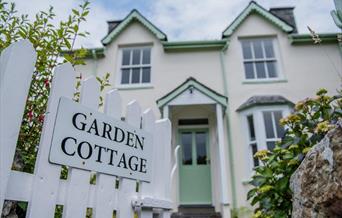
[{"x1": 0, "y1": 40, "x2": 173, "y2": 218}]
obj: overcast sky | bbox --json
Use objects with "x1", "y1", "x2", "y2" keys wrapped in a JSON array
[{"x1": 9, "y1": 0, "x2": 340, "y2": 48}]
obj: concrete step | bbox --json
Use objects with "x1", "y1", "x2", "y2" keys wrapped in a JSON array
[{"x1": 171, "y1": 205, "x2": 221, "y2": 218}]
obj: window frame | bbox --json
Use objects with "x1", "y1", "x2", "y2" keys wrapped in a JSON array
[
  {"x1": 241, "y1": 105, "x2": 291, "y2": 176},
  {"x1": 239, "y1": 37, "x2": 284, "y2": 82},
  {"x1": 116, "y1": 45, "x2": 153, "y2": 89}
]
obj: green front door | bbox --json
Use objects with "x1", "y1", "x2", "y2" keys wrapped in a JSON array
[{"x1": 179, "y1": 129, "x2": 212, "y2": 205}]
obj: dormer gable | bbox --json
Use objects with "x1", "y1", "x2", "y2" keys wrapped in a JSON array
[
  {"x1": 102, "y1": 9, "x2": 167, "y2": 46},
  {"x1": 222, "y1": 1, "x2": 295, "y2": 38}
]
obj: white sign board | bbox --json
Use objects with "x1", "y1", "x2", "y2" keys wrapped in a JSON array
[{"x1": 49, "y1": 97, "x2": 153, "y2": 182}]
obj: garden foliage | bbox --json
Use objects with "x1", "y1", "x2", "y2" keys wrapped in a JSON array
[{"x1": 248, "y1": 89, "x2": 342, "y2": 218}]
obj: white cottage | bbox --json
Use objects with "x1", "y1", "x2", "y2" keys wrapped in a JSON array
[{"x1": 76, "y1": 1, "x2": 341, "y2": 217}]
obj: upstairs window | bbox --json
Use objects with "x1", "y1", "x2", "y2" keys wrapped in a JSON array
[
  {"x1": 120, "y1": 47, "x2": 151, "y2": 85},
  {"x1": 240, "y1": 38, "x2": 279, "y2": 80}
]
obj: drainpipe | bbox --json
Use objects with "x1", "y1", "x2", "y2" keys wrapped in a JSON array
[
  {"x1": 91, "y1": 49, "x2": 98, "y2": 75},
  {"x1": 219, "y1": 39, "x2": 237, "y2": 210}
]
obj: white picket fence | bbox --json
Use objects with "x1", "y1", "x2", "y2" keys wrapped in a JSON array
[{"x1": 0, "y1": 40, "x2": 173, "y2": 218}]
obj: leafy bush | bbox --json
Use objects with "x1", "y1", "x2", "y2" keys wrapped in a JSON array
[
  {"x1": 0, "y1": 0, "x2": 91, "y2": 173},
  {"x1": 247, "y1": 89, "x2": 342, "y2": 218}
]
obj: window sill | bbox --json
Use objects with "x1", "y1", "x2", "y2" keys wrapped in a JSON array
[
  {"x1": 242, "y1": 79, "x2": 287, "y2": 84},
  {"x1": 116, "y1": 84, "x2": 154, "y2": 90}
]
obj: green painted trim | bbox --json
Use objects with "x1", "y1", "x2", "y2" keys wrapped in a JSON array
[
  {"x1": 242, "y1": 79, "x2": 288, "y2": 84},
  {"x1": 61, "y1": 47, "x2": 105, "y2": 59},
  {"x1": 222, "y1": 1, "x2": 293, "y2": 38},
  {"x1": 219, "y1": 42, "x2": 237, "y2": 208},
  {"x1": 102, "y1": 10, "x2": 167, "y2": 45},
  {"x1": 156, "y1": 78, "x2": 228, "y2": 109},
  {"x1": 289, "y1": 33, "x2": 339, "y2": 45},
  {"x1": 162, "y1": 40, "x2": 227, "y2": 51}
]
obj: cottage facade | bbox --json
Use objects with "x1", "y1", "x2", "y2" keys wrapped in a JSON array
[{"x1": 76, "y1": 2, "x2": 341, "y2": 217}]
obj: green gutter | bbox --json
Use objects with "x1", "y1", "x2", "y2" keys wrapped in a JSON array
[
  {"x1": 162, "y1": 40, "x2": 226, "y2": 51},
  {"x1": 289, "y1": 33, "x2": 339, "y2": 45},
  {"x1": 62, "y1": 47, "x2": 105, "y2": 59},
  {"x1": 219, "y1": 40, "x2": 237, "y2": 209}
]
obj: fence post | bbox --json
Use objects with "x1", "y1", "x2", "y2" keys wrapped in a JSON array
[{"x1": 0, "y1": 40, "x2": 36, "y2": 213}]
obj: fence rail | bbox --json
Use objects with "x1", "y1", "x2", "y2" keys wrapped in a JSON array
[{"x1": 0, "y1": 40, "x2": 173, "y2": 218}]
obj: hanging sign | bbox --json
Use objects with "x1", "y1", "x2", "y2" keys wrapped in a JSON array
[{"x1": 49, "y1": 97, "x2": 153, "y2": 182}]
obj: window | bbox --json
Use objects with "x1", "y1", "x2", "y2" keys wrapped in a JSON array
[
  {"x1": 240, "y1": 38, "x2": 279, "y2": 80},
  {"x1": 246, "y1": 115, "x2": 259, "y2": 167},
  {"x1": 244, "y1": 107, "x2": 288, "y2": 170},
  {"x1": 262, "y1": 111, "x2": 285, "y2": 150},
  {"x1": 119, "y1": 47, "x2": 151, "y2": 85}
]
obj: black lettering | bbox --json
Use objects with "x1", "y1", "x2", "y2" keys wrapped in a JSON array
[
  {"x1": 72, "y1": 113, "x2": 87, "y2": 131},
  {"x1": 117, "y1": 153, "x2": 128, "y2": 169},
  {"x1": 102, "y1": 122, "x2": 112, "y2": 140},
  {"x1": 61, "y1": 137, "x2": 76, "y2": 156},
  {"x1": 77, "y1": 141, "x2": 93, "y2": 159},
  {"x1": 139, "y1": 158, "x2": 147, "y2": 173},
  {"x1": 135, "y1": 135, "x2": 144, "y2": 150},
  {"x1": 113, "y1": 127, "x2": 125, "y2": 143},
  {"x1": 107, "y1": 148, "x2": 118, "y2": 166},
  {"x1": 126, "y1": 131, "x2": 134, "y2": 147},
  {"x1": 94, "y1": 144, "x2": 106, "y2": 163},
  {"x1": 87, "y1": 119, "x2": 99, "y2": 136},
  {"x1": 128, "y1": 155, "x2": 139, "y2": 171}
]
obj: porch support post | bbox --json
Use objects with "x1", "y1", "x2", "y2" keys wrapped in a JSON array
[
  {"x1": 216, "y1": 103, "x2": 229, "y2": 205},
  {"x1": 163, "y1": 105, "x2": 169, "y2": 119}
]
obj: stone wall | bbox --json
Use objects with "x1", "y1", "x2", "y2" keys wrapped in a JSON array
[{"x1": 290, "y1": 121, "x2": 342, "y2": 217}]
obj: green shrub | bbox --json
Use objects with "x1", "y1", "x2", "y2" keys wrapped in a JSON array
[{"x1": 247, "y1": 89, "x2": 342, "y2": 218}]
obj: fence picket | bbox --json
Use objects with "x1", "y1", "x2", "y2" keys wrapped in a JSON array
[
  {"x1": 0, "y1": 40, "x2": 36, "y2": 213},
  {"x1": 93, "y1": 89, "x2": 122, "y2": 218},
  {"x1": 63, "y1": 77, "x2": 99, "y2": 218},
  {"x1": 1, "y1": 40, "x2": 173, "y2": 218},
  {"x1": 27, "y1": 63, "x2": 76, "y2": 217},
  {"x1": 117, "y1": 101, "x2": 141, "y2": 218},
  {"x1": 139, "y1": 109, "x2": 156, "y2": 218}
]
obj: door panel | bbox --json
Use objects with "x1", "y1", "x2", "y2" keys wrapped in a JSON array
[{"x1": 179, "y1": 130, "x2": 212, "y2": 205}]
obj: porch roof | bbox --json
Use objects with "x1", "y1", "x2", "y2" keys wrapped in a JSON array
[
  {"x1": 236, "y1": 95, "x2": 294, "y2": 111},
  {"x1": 156, "y1": 77, "x2": 228, "y2": 109}
]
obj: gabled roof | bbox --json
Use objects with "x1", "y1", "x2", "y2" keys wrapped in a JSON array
[
  {"x1": 222, "y1": 1, "x2": 294, "y2": 38},
  {"x1": 236, "y1": 95, "x2": 294, "y2": 111},
  {"x1": 102, "y1": 9, "x2": 167, "y2": 45},
  {"x1": 156, "y1": 77, "x2": 228, "y2": 109}
]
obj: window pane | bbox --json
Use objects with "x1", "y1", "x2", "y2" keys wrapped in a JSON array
[
  {"x1": 255, "y1": 62, "x2": 266, "y2": 78},
  {"x1": 244, "y1": 62, "x2": 254, "y2": 79},
  {"x1": 267, "y1": 141, "x2": 276, "y2": 151},
  {"x1": 122, "y1": 50, "x2": 131, "y2": 65},
  {"x1": 131, "y1": 68, "x2": 140, "y2": 84},
  {"x1": 196, "y1": 132, "x2": 207, "y2": 165},
  {"x1": 121, "y1": 69, "x2": 130, "y2": 84},
  {"x1": 274, "y1": 111, "x2": 285, "y2": 138},
  {"x1": 142, "y1": 67, "x2": 151, "y2": 83},
  {"x1": 181, "y1": 133, "x2": 192, "y2": 165},
  {"x1": 263, "y1": 111, "x2": 275, "y2": 138},
  {"x1": 242, "y1": 41, "x2": 252, "y2": 59},
  {"x1": 142, "y1": 48, "x2": 151, "y2": 64},
  {"x1": 264, "y1": 39, "x2": 275, "y2": 58},
  {"x1": 247, "y1": 115, "x2": 255, "y2": 141},
  {"x1": 266, "y1": 61, "x2": 277, "y2": 78},
  {"x1": 132, "y1": 49, "x2": 141, "y2": 65},
  {"x1": 251, "y1": 143, "x2": 259, "y2": 167},
  {"x1": 253, "y1": 40, "x2": 263, "y2": 58}
]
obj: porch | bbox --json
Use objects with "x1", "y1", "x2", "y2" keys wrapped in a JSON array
[{"x1": 156, "y1": 78, "x2": 231, "y2": 218}]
